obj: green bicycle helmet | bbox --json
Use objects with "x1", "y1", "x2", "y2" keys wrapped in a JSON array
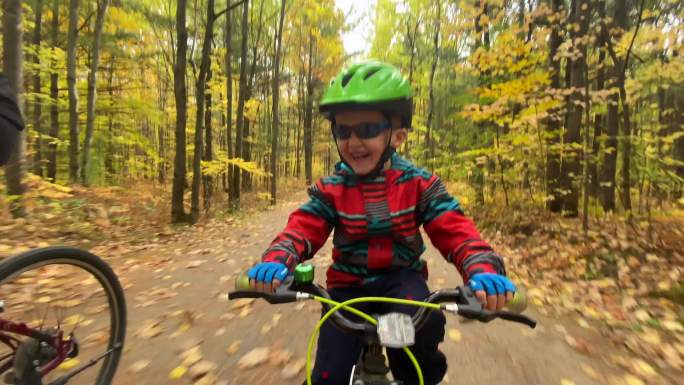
[{"x1": 319, "y1": 60, "x2": 413, "y2": 128}]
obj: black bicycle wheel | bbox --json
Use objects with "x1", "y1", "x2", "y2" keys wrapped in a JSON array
[{"x1": 0, "y1": 246, "x2": 126, "y2": 385}]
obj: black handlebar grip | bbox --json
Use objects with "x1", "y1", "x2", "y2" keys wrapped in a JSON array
[
  {"x1": 494, "y1": 310, "x2": 537, "y2": 328},
  {"x1": 228, "y1": 290, "x2": 298, "y2": 304}
]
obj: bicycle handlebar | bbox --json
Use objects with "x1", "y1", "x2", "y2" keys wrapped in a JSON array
[{"x1": 227, "y1": 275, "x2": 537, "y2": 332}]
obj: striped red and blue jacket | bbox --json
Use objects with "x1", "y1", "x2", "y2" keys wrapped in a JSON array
[{"x1": 262, "y1": 153, "x2": 506, "y2": 288}]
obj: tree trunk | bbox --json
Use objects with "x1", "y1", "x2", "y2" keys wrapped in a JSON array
[
  {"x1": 304, "y1": 38, "x2": 314, "y2": 185},
  {"x1": 404, "y1": 15, "x2": 419, "y2": 154},
  {"x1": 172, "y1": 0, "x2": 191, "y2": 222},
  {"x1": 225, "y1": 3, "x2": 236, "y2": 206},
  {"x1": 157, "y1": 57, "x2": 168, "y2": 185},
  {"x1": 81, "y1": 0, "x2": 109, "y2": 185},
  {"x1": 32, "y1": 0, "x2": 44, "y2": 177},
  {"x1": 241, "y1": 0, "x2": 265, "y2": 192},
  {"x1": 270, "y1": 0, "x2": 286, "y2": 205},
  {"x1": 425, "y1": 0, "x2": 440, "y2": 168},
  {"x1": 545, "y1": 0, "x2": 563, "y2": 212},
  {"x1": 105, "y1": 58, "x2": 115, "y2": 183},
  {"x1": 203, "y1": 67, "x2": 213, "y2": 209},
  {"x1": 558, "y1": 0, "x2": 589, "y2": 216},
  {"x1": 607, "y1": 0, "x2": 644, "y2": 212},
  {"x1": 191, "y1": 0, "x2": 216, "y2": 221},
  {"x1": 601, "y1": 92, "x2": 619, "y2": 211},
  {"x1": 47, "y1": 0, "x2": 59, "y2": 182},
  {"x1": 472, "y1": 0, "x2": 491, "y2": 205},
  {"x1": 232, "y1": 0, "x2": 249, "y2": 206},
  {"x1": 3, "y1": 0, "x2": 27, "y2": 217},
  {"x1": 296, "y1": 70, "x2": 303, "y2": 178},
  {"x1": 591, "y1": 8, "x2": 606, "y2": 199},
  {"x1": 67, "y1": 0, "x2": 80, "y2": 183},
  {"x1": 616, "y1": 0, "x2": 643, "y2": 212},
  {"x1": 675, "y1": 86, "x2": 684, "y2": 195}
]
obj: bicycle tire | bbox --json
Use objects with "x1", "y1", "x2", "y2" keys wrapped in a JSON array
[{"x1": 0, "y1": 246, "x2": 126, "y2": 385}]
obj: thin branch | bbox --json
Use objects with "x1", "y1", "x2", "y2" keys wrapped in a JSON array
[
  {"x1": 622, "y1": 0, "x2": 646, "y2": 76},
  {"x1": 216, "y1": 0, "x2": 247, "y2": 20}
]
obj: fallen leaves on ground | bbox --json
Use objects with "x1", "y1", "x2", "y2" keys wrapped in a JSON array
[
  {"x1": 447, "y1": 328, "x2": 462, "y2": 342},
  {"x1": 169, "y1": 365, "x2": 187, "y2": 380},
  {"x1": 136, "y1": 319, "x2": 164, "y2": 339},
  {"x1": 281, "y1": 358, "x2": 306, "y2": 379},
  {"x1": 128, "y1": 360, "x2": 150, "y2": 374},
  {"x1": 238, "y1": 347, "x2": 271, "y2": 369},
  {"x1": 226, "y1": 340, "x2": 241, "y2": 356},
  {"x1": 481, "y1": 208, "x2": 684, "y2": 378}
]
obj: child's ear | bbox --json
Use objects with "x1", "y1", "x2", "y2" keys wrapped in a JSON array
[{"x1": 391, "y1": 128, "x2": 408, "y2": 148}]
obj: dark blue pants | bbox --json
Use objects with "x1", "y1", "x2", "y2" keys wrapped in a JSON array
[{"x1": 309, "y1": 269, "x2": 447, "y2": 385}]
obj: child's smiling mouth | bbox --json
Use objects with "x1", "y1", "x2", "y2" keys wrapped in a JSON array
[{"x1": 350, "y1": 153, "x2": 371, "y2": 161}]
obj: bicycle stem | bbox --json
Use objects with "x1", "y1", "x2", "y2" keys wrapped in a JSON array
[{"x1": 305, "y1": 296, "x2": 442, "y2": 385}]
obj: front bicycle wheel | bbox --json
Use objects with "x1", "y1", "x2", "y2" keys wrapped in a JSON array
[{"x1": 0, "y1": 247, "x2": 126, "y2": 385}]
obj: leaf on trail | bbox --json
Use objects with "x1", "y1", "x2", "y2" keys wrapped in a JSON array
[
  {"x1": 631, "y1": 359, "x2": 657, "y2": 377},
  {"x1": 215, "y1": 327, "x2": 226, "y2": 336},
  {"x1": 564, "y1": 335, "x2": 591, "y2": 354},
  {"x1": 560, "y1": 379, "x2": 576, "y2": 385},
  {"x1": 230, "y1": 298, "x2": 255, "y2": 310},
  {"x1": 181, "y1": 348, "x2": 203, "y2": 367},
  {"x1": 219, "y1": 313, "x2": 236, "y2": 321},
  {"x1": 82, "y1": 329, "x2": 109, "y2": 348},
  {"x1": 239, "y1": 306, "x2": 253, "y2": 317},
  {"x1": 662, "y1": 320, "x2": 684, "y2": 332},
  {"x1": 169, "y1": 365, "x2": 187, "y2": 380},
  {"x1": 447, "y1": 328, "x2": 462, "y2": 342},
  {"x1": 661, "y1": 344, "x2": 684, "y2": 369},
  {"x1": 56, "y1": 358, "x2": 81, "y2": 371},
  {"x1": 281, "y1": 359, "x2": 305, "y2": 379},
  {"x1": 194, "y1": 373, "x2": 218, "y2": 385},
  {"x1": 237, "y1": 347, "x2": 270, "y2": 369},
  {"x1": 269, "y1": 349, "x2": 293, "y2": 366},
  {"x1": 186, "y1": 260, "x2": 207, "y2": 269},
  {"x1": 128, "y1": 360, "x2": 150, "y2": 373},
  {"x1": 226, "y1": 341, "x2": 241, "y2": 356},
  {"x1": 577, "y1": 318, "x2": 590, "y2": 328},
  {"x1": 639, "y1": 328, "x2": 661, "y2": 346},
  {"x1": 624, "y1": 374, "x2": 645, "y2": 385},
  {"x1": 634, "y1": 309, "x2": 650, "y2": 322},
  {"x1": 189, "y1": 360, "x2": 217, "y2": 380},
  {"x1": 580, "y1": 363, "x2": 599, "y2": 379},
  {"x1": 136, "y1": 319, "x2": 163, "y2": 339}
]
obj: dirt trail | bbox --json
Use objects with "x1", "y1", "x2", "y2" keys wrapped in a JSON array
[{"x1": 90, "y1": 197, "x2": 634, "y2": 385}]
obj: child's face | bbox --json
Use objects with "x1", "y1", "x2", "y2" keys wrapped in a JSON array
[{"x1": 334, "y1": 111, "x2": 407, "y2": 176}]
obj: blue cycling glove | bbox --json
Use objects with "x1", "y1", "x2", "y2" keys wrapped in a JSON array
[
  {"x1": 468, "y1": 273, "x2": 516, "y2": 296},
  {"x1": 247, "y1": 262, "x2": 290, "y2": 283}
]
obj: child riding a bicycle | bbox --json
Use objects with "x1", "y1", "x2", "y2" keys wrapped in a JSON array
[{"x1": 248, "y1": 60, "x2": 516, "y2": 385}]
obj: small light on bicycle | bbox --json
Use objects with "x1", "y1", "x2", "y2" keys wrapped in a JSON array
[{"x1": 294, "y1": 264, "x2": 314, "y2": 285}]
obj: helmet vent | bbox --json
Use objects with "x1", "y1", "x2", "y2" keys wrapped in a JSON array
[
  {"x1": 363, "y1": 68, "x2": 380, "y2": 80},
  {"x1": 341, "y1": 72, "x2": 354, "y2": 87}
]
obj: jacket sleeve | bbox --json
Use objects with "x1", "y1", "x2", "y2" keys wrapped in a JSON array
[
  {"x1": 417, "y1": 175, "x2": 506, "y2": 281},
  {"x1": 261, "y1": 180, "x2": 336, "y2": 270}
]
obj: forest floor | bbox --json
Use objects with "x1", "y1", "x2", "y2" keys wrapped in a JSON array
[{"x1": 0, "y1": 179, "x2": 683, "y2": 385}]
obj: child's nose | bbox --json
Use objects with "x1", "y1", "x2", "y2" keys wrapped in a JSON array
[{"x1": 348, "y1": 130, "x2": 363, "y2": 145}]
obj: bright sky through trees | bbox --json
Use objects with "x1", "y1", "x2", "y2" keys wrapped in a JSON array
[{"x1": 335, "y1": 0, "x2": 376, "y2": 57}]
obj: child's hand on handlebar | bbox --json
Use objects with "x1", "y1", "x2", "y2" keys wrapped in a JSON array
[
  {"x1": 467, "y1": 273, "x2": 516, "y2": 311},
  {"x1": 247, "y1": 262, "x2": 290, "y2": 293}
]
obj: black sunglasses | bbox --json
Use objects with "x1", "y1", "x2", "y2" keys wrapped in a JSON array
[{"x1": 332, "y1": 119, "x2": 392, "y2": 140}]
